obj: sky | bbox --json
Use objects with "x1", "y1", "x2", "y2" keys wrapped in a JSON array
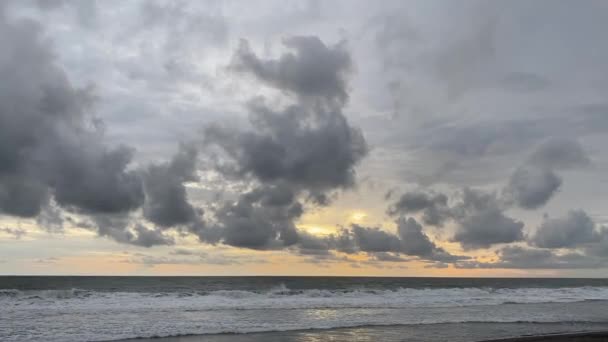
[{"x1": 1, "y1": 0, "x2": 608, "y2": 276}]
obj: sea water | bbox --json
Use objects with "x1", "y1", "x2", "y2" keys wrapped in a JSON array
[{"x1": 1, "y1": 276, "x2": 608, "y2": 341}]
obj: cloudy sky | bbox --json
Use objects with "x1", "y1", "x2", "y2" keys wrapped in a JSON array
[{"x1": 1, "y1": 0, "x2": 608, "y2": 276}]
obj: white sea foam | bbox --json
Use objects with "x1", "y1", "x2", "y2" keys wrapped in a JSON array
[
  {"x1": 1, "y1": 285, "x2": 608, "y2": 311},
  {"x1": 2, "y1": 286, "x2": 608, "y2": 341}
]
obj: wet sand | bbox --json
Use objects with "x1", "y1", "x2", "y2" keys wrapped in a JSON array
[
  {"x1": 123, "y1": 323, "x2": 608, "y2": 342},
  {"x1": 482, "y1": 331, "x2": 608, "y2": 341}
]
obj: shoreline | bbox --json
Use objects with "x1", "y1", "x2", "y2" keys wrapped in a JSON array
[
  {"x1": 118, "y1": 325, "x2": 608, "y2": 342},
  {"x1": 481, "y1": 331, "x2": 608, "y2": 341}
]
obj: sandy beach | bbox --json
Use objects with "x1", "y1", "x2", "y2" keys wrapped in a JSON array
[
  {"x1": 482, "y1": 331, "x2": 608, "y2": 341},
  {"x1": 126, "y1": 331, "x2": 608, "y2": 342},
  {"x1": 122, "y1": 323, "x2": 608, "y2": 342}
]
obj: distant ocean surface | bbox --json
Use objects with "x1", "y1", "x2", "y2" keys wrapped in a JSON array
[{"x1": 1, "y1": 277, "x2": 608, "y2": 342}]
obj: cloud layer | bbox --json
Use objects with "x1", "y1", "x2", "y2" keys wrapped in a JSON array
[{"x1": 1, "y1": 1, "x2": 608, "y2": 273}]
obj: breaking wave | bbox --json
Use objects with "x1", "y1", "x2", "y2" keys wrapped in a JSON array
[
  {"x1": 2, "y1": 285, "x2": 608, "y2": 310},
  {"x1": 3, "y1": 284, "x2": 608, "y2": 341}
]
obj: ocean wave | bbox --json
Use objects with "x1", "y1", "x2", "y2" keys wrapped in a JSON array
[
  {"x1": 0, "y1": 288, "x2": 94, "y2": 300},
  {"x1": 3, "y1": 286, "x2": 608, "y2": 342},
  {"x1": 2, "y1": 285, "x2": 608, "y2": 310}
]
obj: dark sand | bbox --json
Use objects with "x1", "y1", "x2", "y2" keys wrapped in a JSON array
[
  {"x1": 482, "y1": 331, "x2": 608, "y2": 341},
  {"x1": 123, "y1": 323, "x2": 608, "y2": 342}
]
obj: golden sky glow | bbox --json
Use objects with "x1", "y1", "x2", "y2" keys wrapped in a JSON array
[{"x1": 0, "y1": 215, "x2": 579, "y2": 277}]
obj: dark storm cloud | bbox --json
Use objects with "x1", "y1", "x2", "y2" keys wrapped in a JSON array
[
  {"x1": 206, "y1": 184, "x2": 301, "y2": 250},
  {"x1": 503, "y1": 166, "x2": 562, "y2": 210},
  {"x1": 387, "y1": 191, "x2": 450, "y2": 226},
  {"x1": 456, "y1": 210, "x2": 608, "y2": 269},
  {"x1": 396, "y1": 218, "x2": 433, "y2": 254},
  {"x1": 350, "y1": 224, "x2": 401, "y2": 252},
  {"x1": 206, "y1": 36, "x2": 367, "y2": 197},
  {"x1": 0, "y1": 176, "x2": 48, "y2": 218},
  {"x1": 5, "y1": 0, "x2": 606, "y2": 274},
  {"x1": 0, "y1": 11, "x2": 143, "y2": 218},
  {"x1": 201, "y1": 36, "x2": 368, "y2": 251},
  {"x1": 2, "y1": 8, "x2": 368, "y2": 254},
  {"x1": 456, "y1": 246, "x2": 606, "y2": 269},
  {"x1": 48, "y1": 144, "x2": 144, "y2": 214},
  {"x1": 295, "y1": 231, "x2": 333, "y2": 255},
  {"x1": 204, "y1": 99, "x2": 367, "y2": 195},
  {"x1": 130, "y1": 223, "x2": 175, "y2": 247},
  {"x1": 142, "y1": 144, "x2": 200, "y2": 228},
  {"x1": 389, "y1": 188, "x2": 525, "y2": 250},
  {"x1": 531, "y1": 210, "x2": 598, "y2": 249},
  {"x1": 231, "y1": 36, "x2": 351, "y2": 104},
  {"x1": 0, "y1": 13, "x2": 61, "y2": 217},
  {"x1": 451, "y1": 189, "x2": 524, "y2": 250},
  {"x1": 0, "y1": 11, "x2": 206, "y2": 247},
  {"x1": 453, "y1": 209, "x2": 524, "y2": 250},
  {"x1": 91, "y1": 215, "x2": 174, "y2": 247},
  {"x1": 316, "y1": 219, "x2": 466, "y2": 262}
]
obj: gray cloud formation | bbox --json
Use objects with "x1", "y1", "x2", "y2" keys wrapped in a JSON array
[
  {"x1": 207, "y1": 184, "x2": 301, "y2": 249},
  {"x1": 129, "y1": 223, "x2": 175, "y2": 247},
  {"x1": 350, "y1": 224, "x2": 401, "y2": 252},
  {"x1": 457, "y1": 209, "x2": 608, "y2": 269},
  {"x1": 389, "y1": 188, "x2": 524, "y2": 250},
  {"x1": 0, "y1": 11, "x2": 143, "y2": 218},
  {"x1": 306, "y1": 218, "x2": 466, "y2": 263},
  {"x1": 370, "y1": 252, "x2": 410, "y2": 262},
  {"x1": 503, "y1": 166, "x2": 562, "y2": 210},
  {"x1": 453, "y1": 208, "x2": 524, "y2": 250},
  {"x1": 90, "y1": 215, "x2": 174, "y2": 248},
  {"x1": 532, "y1": 210, "x2": 598, "y2": 249},
  {"x1": 3, "y1": 0, "x2": 608, "y2": 273},
  {"x1": 1, "y1": 10, "x2": 371, "y2": 255},
  {"x1": 200, "y1": 36, "x2": 368, "y2": 250},
  {"x1": 231, "y1": 36, "x2": 351, "y2": 105},
  {"x1": 451, "y1": 189, "x2": 524, "y2": 250},
  {"x1": 457, "y1": 246, "x2": 606, "y2": 269},
  {"x1": 364, "y1": 0, "x2": 608, "y2": 194},
  {"x1": 142, "y1": 144, "x2": 200, "y2": 228},
  {"x1": 503, "y1": 138, "x2": 589, "y2": 210},
  {"x1": 0, "y1": 10, "x2": 203, "y2": 247},
  {"x1": 387, "y1": 191, "x2": 450, "y2": 226},
  {"x1": 396, "y1": 217, "x2": 462, "y2": 262},
  {"x1": 49, "y1": 144, "x2": 145, "y2": 214},
  {"x1": 528, "y1": 138, "x2": 591, "y2": 170},
  {"x1": 206, "y1": 36, "x2": 367, "y2": 198},
  {"x1": 204, "y1": 98, "x2": 367, "y2": 197}
]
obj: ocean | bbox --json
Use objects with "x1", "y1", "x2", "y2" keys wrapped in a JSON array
[{"x1": 1, "y1": 277, "x2": 608, "y2": 342}]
